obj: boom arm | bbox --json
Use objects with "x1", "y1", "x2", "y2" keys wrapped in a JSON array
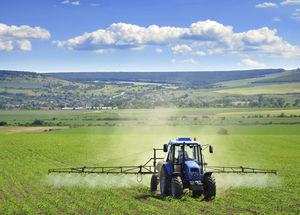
[{"x1": 206, "y1": 166, "x2": 277, "y2": 174}]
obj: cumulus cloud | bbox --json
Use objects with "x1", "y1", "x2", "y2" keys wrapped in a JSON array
[
  {"x1": 256, "y1": 2, "x2": 278, "y2": 8},
  {"x1": 273, "y1": 17, "x2": 281, "y2": 21},
  {"x1": 193, "y1": 51, "x2": 206, "y2": 56},
  {"x1": 171, "y1": 58, "x2": 176, "y2": 63},
  {"x1": 72, "y1": 1, "x2": 80, "y2": 5},
  {"x1": 181, "y1": 58, "x2": 198, "y2": 64},
  {"x1": 241, "y1": 58, "x2": 265, "y2": 67},
  {"x1": 56, "y1": 20, "x2": 300, "y2": 58},
  {"x1": 281, "y1": 0, "x2": 300, "y2": 5},
  {"x1": 0, "y1": 23, "x2": 50, "y2": 51},
  {"x1": 155, "y1": 48, "x2": 163, "y2": 53},
  {"x1": 171, "y1": 44, "x2": 192, "y2": 54},
  {"x1": 56, "y1": 22, "x2": 188, "y2": 50}
]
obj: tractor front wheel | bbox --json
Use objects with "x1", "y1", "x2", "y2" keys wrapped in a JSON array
[
  {"x1": 150, "y1": 174, "x2": 158, "y2": 192},
  {"x1": 203, "y1": 175, "x2": 216, "y2": 200},
  {"x1": 171, "y1": 176, "x2": 183, "y2": 198},
  {"x1": 160, "y1": 166, "x2": 171, "y2": 196}
]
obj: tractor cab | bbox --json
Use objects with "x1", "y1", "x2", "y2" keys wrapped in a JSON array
[{"x1": 163, "y1": 137, "x2": 204, "y2": 180}]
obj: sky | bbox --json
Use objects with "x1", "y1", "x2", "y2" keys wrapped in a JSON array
[{"x1": 0, "y1": 0, "x2": 300, "y2": 72}]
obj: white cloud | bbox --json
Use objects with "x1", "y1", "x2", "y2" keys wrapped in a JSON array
[
  {"x1": 56, "y1": 20, "x2": 300, "y2": 58},
  {"x1": 61, "y1": 0, "x2": 79, "y2": 5},
  {"x1": 171, "y1": 44, "x2": 192, "y2": 54},
  {"x1": 155, "y1": 48, "x2": 163, "y2": 53},
  {"x1": 181, "y1": 58, "x2": 198, "y2": 64},
  {"x1": 273, "y1": 17, "x2": 281, "y2": 21},
  {"x1": 256, "y1": 2, "x2": 278, "y2": 8},
  {"x1": 0, "y1": 23, "x2": 50, "y2": 51},
  {"x1": 71, "y1": 1, "x2": 80, "y2": 5},
  {"x1": 193, "y1": 51, "x2": 206, "y2": 56},
  {"x1": 291, "y1": 10, "x2": 300, "y2": 21},
  {"x1": 90, "y1": 3, "x2": 98, "y2": 7},
  {"x1": 241, "y1": 58, "x2": 265, "y2": 67},
  {"x1": 171, "y1": 58, "x2": 176, "y2": 63},
  {"x1": 94, "y1": 49, "x2": 104, "y2": 53},
  {"x1": 57, "y1": 22, "x2": 188, "y2": 50},
  {"x1": 281, "y1": 0, "x2": 300, "y2": 5}
]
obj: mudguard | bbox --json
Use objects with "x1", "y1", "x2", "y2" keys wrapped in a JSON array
[
  {"x1": 163, "y1": 163, "x2": 172, "y2": 176},
  {"x1": 204, "y1": 172, "x2": 213, "y2": 178}
]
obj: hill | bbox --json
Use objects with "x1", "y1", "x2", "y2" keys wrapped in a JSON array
[
  {"x1": 1, "y1": 69, "x2": 300, "y2": 109},
  {"x1": 47, "y1": 69, "x2": 284, "y2": 88}
]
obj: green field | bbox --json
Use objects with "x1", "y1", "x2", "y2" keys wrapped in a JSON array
[
  {"x1": 0, "y1": 109, "x2": 299, "y2": 214},
  {"x1": 215, "y1": 82, "x2": 300, "y2": 95},
  {"x1": 2, "y1": 108, "x2": 300, "y2": 127}
]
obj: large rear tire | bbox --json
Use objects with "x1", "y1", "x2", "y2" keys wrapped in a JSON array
[
  {"x1": 203, "y1": 175, "x2": 216, "y2": 200},
  {"x1": 171, "y1": 176, "x2": 183, "y2": 198},
  {"x1": 150, "y1": 174, "x2": 158, "y2": 192},
  {"x1": 160, "y1": 166, "x2": 171, "y2": 196}
]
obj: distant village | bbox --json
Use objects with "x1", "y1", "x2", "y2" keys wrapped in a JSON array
[{"x1": 40, "y1": 106, "x2": 118, "y2": 110}]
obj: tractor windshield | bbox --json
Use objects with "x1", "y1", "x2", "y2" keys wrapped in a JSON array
[{"x1": 175, "y1": 144, "x2": 202, "y2": 165}]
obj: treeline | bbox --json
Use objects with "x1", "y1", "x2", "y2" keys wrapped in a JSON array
[
  {"x1": 47, "y1": 69, "x2": 284, "y2": 89},
  {"x1": 0, "y1": 70, "x2": 46, "y2": 80}
]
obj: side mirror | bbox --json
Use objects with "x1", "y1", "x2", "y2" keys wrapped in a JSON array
[
  {"x1": 209, "y1": 145, "x2": 213, "y2": 153},
  {"x1": 163, "y1": 144, "x2": 168, "y2": 152}
]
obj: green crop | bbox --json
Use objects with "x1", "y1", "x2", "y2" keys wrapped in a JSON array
[{"x1": 0, "y1": 111, "x2": 299, "y2": 214}]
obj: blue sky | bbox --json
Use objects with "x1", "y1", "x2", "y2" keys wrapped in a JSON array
[{"x1": 0, "y1": 0, "x2": 300, "y2": 72}]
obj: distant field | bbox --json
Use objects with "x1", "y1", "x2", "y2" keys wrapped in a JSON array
[
  {"x1": 0, "y1": 123, "x2": 299, "y2": 214},
  {"x1": 1, "y1": 108, "x2": 300, "y2": 127},
  {"x1": 215, "y1": 83, "x2": 300, "y2": 95}
]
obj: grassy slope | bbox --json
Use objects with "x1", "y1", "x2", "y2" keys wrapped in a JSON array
[
  {"x1": 214, "y1": 82, "x2": 300, "y2": 95},
  {"x1": 0, "y1": 122, "x2": 299, "y2": 214},
  {"x1": 213, "y1": 69, "x2": 297, "y2": 88}
]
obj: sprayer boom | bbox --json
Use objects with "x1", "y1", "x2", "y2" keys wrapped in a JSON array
[
  {"x1": 48, "y1": 147, "x2": 277, "y2": 176},
  {"x1": 206, "y1": 166, "x2": 277, "y2": 174},
  {"x1": 48, "y1": 165, "x2": 155, "y2": 175}
]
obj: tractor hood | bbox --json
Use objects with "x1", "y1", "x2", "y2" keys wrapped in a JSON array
[
  {"x1": 185, "y1": 160, "x2": 199, "y2": 169},
  {"x1": 185, "y1": 160, "x2": 202, "y2": 180}
]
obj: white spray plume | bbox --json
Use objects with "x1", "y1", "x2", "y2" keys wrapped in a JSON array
[
  {"x1": 44, "y1": 174, "x2": 146, "y2": 188},
  {"x1": 214, "y1": 174, "x2": 280, "y2": 189}
]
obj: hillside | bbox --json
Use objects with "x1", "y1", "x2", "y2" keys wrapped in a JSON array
[
  {"x1": 1, "y1": 69, "x2": 300, "y2": 109},
  {"x1": 253, "y1": 68, "x2": 300, "y2": 84},
  {"x1": 47, "y1": 69, "x2": 284, "y2": 88}
]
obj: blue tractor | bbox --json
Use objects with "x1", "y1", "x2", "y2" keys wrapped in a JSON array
[{"x1": 150, "y1": 137, "x2": 215, "y2": 199}]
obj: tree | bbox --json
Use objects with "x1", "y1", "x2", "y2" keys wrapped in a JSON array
[{"x1": 277, "y1": 98, "x2": 285, "y2": 107}]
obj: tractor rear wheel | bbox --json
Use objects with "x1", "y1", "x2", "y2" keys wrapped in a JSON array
[
  {"x1": 171, "y1": 176, "x2": 183, "y2": 198},
  {"x1": 160, "y1": 166, "x2": 171, "y2": 196},
  {"x1": 150, "y1": 174, "x2": 158, "y2": 192},
  {"x1": 203, "y1": 175, "x2": 216, "y2": 200}
]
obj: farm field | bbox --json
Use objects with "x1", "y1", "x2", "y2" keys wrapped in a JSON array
[
  {"x1": 1, "y1": 108, "x2": 300, "y2": 127},
  {"x1": 0, "y1": 109, "x2": 300, "y2": 214}
]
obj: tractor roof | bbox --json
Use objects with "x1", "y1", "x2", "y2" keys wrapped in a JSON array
[{"x1": 168, "y1": 137, "x2": 201, "y2": 146}]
